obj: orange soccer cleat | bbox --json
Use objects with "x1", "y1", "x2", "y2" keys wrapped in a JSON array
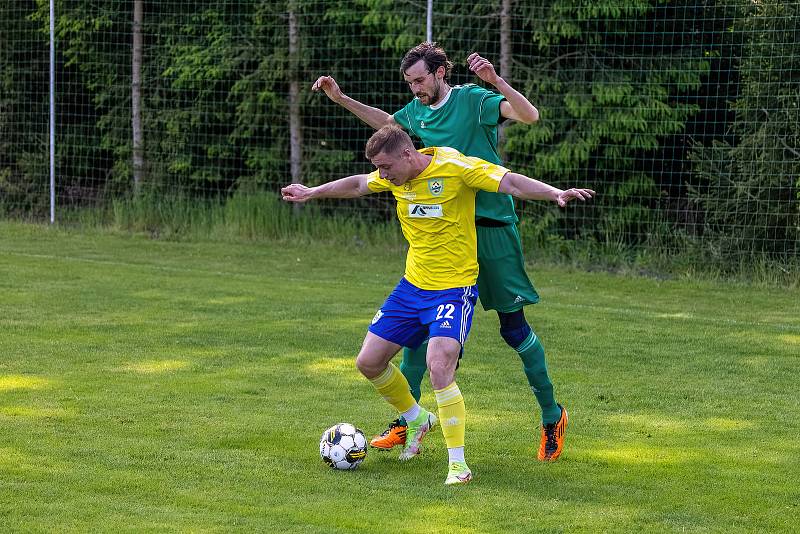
[
  {"x1": 369, "y1": 418, "x2": 408, "y2": 450},
  {"x1": 538, "y1": 404, "x2": 568, "y2": 461}
]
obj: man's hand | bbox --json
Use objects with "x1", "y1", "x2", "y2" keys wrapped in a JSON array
[
  {"x1": 556, "y1": 188, "x2": 596, "y2": 208},
  {"x1": 311, "y1": 75, "x2": 344, "y2": 103},
  {"x1": 281, "y1": 184, "x2": 315, "y2": 203},
  {"x1": 467, "y1": 53, "x2": 500, "y2": 86}
]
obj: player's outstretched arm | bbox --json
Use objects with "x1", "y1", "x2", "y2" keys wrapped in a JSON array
[
  {"x1": 498, "y1": 172, "x2": 595, "y2": 207},
  {"x1": 311, "y1": 75, "x2": 396, "y2": 130},
  {"x1": 466, "y1": 52, "x2": 539, "y2": 124},
  {"x1": 281, "y1": 174, "x2": 372, "y2": 203}
]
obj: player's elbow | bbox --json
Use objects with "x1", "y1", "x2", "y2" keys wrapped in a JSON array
[
  {"x1": 498, "y1": 175, "x2": 523, "y2": 198},
  {"x1": 520, "y1": 106, "x2": 539, "y2": 124}
]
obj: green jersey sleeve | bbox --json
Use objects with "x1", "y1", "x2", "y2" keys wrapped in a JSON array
[
  {"x1": 393, "y1": 102, "x2": 414, "y2": 133},
  {"x1": 472, "y1": 88, "x2": 505, "y2": 127}
]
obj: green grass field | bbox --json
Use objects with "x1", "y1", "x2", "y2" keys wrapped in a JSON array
[{"x1": 1, "y1": 221, "x2": 798, "y2": 533}]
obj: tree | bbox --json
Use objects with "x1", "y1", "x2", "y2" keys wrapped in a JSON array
[
  {"x1": 0, "y1": 0, "x2": 50, "y2": 216},
  {"x1": 689, "y1": 0, "x2": 800, "y2": 260},
  {"x1": 132, "y1": 0, "x2": 144, "y2": 191}
]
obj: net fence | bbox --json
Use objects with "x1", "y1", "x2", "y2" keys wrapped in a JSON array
[{"x1": 1, "y1": 0, "x2": 798, "y2": 266}]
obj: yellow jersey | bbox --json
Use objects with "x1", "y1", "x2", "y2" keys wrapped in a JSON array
[{"x1": 367, "y1": 146, "x2": 509, "y2": 290}]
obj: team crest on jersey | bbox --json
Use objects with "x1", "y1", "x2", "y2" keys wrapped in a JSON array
[{"x1": 427, "y1": 179, "x2": 443, "y2": 196}]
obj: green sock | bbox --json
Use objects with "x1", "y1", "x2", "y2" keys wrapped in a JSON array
[
  {"x1": 516, "y1": 331, "x2": 561, "y2": 424},
  {"x1": 399, "y1": 341, "x2": 428, "y2": 423}
]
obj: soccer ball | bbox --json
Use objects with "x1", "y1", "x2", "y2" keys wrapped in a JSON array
[{"x1": 319, "y1": 423, "x2": 367, "y2": 470}]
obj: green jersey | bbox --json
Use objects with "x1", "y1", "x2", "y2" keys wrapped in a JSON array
[{"x1": 393, "y1": 83, "x2": 517, "y2": 223}]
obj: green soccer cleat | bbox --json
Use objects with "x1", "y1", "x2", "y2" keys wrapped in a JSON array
[
  {"x1": 398, "y1": 409, "x2": 437, "y2": 461},
  {"x1": 445, "y1": 461, "x2": 473, "y2": 485}
]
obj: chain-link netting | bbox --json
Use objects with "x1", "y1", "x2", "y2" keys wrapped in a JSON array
[{"x1": 2, "y1": 0, "x2": 798, "y2": 266}]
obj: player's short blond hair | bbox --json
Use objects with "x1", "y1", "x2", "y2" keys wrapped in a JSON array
[{"x1": 365, "y1": 126, "x2": 414, "y2": 160}]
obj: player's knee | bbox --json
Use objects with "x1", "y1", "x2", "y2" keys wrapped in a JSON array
[
  {"x1": 499, "y1": 309, "x2": 532, "y2": 348},
  {"x1": 427, "y1": 349, "x2": 458, "y2": 389},
  {"x1": 500, "y1": 326, "x2": 531, "y2": 348},
  {"x1": 428, "y1": 367, "x2": 455, "y2": 390},
  {"x1": 355, "y1": 352, "x2": 382, "y2": 379}
]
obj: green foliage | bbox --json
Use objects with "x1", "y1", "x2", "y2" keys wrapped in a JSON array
[
  {"x1": 0, "y1": 1, "x2": 50, "y2": 216},
  {"x1": 505, "y1": 1, "x2": 711, "y2": 245},
  {"x1": 689, "y1": 0, "x2": 800, "y2": 261},
  {"x1": 1, "y1": 0, "x2": 797, "y2": 272},
  {"x1": 352, "y1": 0, "x2": 714, "y2": 245}
]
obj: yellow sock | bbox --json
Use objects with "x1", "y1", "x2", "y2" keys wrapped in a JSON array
[
  {"x1": 434, "y1": 381, "x2": 465, "y2": 449},
  {"x1": 368, "y1": 363, "x2": 416, "y2": 413}
]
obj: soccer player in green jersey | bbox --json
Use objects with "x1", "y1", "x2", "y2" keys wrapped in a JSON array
[
  {"x1": 313, "y1": 42, "x2": 569, "y2": 461},
  {"x1": 281, "y1": 126, "x2": 593, "y2": 484}
]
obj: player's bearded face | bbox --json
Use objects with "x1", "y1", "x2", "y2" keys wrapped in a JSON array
[
  {"x1": 405, "y1": 61, "x2": 443, "y2": 106},
  {"x1": 414, "y1": 75, "x2": 441, "y2": 105},
  {"x1": 419, "y1": 78, "x2": 441, "y2": 105}
]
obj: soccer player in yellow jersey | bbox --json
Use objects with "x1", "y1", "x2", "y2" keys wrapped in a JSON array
[{"x1": 281, "y1": 126, "x2": 594, "y2": 485}]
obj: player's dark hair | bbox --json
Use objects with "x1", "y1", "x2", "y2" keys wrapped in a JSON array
[
  {"x1": 365, "y1": 126, "x2": 414, "y2": 159},
  {"x1": 400, "y1": 42, "x2": 453, "y2": 81}
]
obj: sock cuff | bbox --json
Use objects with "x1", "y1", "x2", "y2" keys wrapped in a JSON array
[
  {"x1": 369, "y1": 363, "x2": 397, "y2": 388},
  {"x1": 515, "y1": 331, "x2": 539, "y2": 353},
  {"x1": 434, "y1": 382, "x2": 462, "y2": 405}
]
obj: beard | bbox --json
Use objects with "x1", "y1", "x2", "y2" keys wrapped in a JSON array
[{"x1": 417, "y1": 79, "x2": 442, "y2": 106}]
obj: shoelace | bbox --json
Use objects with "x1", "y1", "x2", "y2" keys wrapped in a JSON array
[
  {"x1": 544, "y1": 423, "x2": 558, "y2": 453},
  {"x1": 380, "y1": 418, "x2": 403, "y2": 436}
]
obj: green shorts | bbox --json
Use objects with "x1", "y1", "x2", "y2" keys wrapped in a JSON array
[{"x1": 476, "y1": 223, "x2": 539, "y2": 312}]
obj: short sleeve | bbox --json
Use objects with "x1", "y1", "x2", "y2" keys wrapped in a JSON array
[
  {"x1": 366, "y1": 170, "x2": 390, "y2": 193},
  {"x1": 461, "y1": 156, "x2": 509, "y2": 192},
  {"x1": 393, "y1": 103, "x2": 412, "y2": 130},
  {"x1": 477, "y1": 91, "x2": 505, "y2": 126}
]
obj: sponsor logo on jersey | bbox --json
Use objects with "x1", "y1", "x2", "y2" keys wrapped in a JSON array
[
  {"x1": 427, "y1": 178, "x2": 443, "y2": 196},
  {"x1": 420, "y1": 120, "x2": 426, "y2": 129},
  {"x1": 371, "y1": 309, "x2": 384, "y2": 325},
  {"x1": 439, "y1": 320, "x2": 452, "y2": 329},
  {"x1": 514, "y1": 295, "x2": 525, "y2": 303},
  {"x1": 408, "y1": 204, "x2": 443, "y2": 218}
]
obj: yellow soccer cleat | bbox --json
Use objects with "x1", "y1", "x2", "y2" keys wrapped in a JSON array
[{"x1": 444, "y1": 461, "x2": 473, "y2": 485}]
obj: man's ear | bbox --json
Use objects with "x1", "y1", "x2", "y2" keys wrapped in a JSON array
[{"x1": 435, "y1": 65, "x2": 446, "y2": 80}]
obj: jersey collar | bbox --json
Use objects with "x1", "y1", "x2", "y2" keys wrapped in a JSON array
[
  {"x1": 429, "y1": 85, "x2": 453, "y2": 110},
  {"x1": 414, "y1": 147, "x2": 438, "y2": 178}
]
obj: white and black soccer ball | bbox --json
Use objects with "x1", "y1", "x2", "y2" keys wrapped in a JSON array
[{"x1": 319, "y1": 423, "x2": 367, "y2": 470}]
